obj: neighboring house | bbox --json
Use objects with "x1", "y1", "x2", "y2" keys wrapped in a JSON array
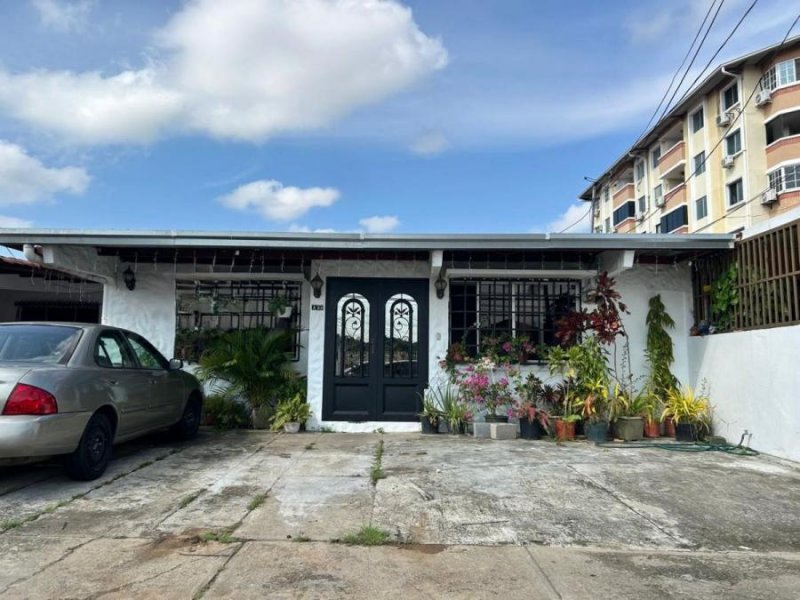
[
  {"x1": 0, "y1": 256, "x2": 102, "y2": 323},
  {"x1": 581, "y1": 35, "x2": 800, "y2": 235},
  {"x1": 0, "y1": 229, "x2": 731, "y2": 433}
]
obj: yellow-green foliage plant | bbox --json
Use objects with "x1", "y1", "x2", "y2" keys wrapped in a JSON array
[{"x1": 662, "y1": 386, "x2": 711, "y2": 436}]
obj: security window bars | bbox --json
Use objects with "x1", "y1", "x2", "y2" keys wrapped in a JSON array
[
  {"x1": 449, "y1": 278, "x2": 581, "y2": 359},
  {"x1": 175, "y1": 280, "x2": 302, "y2": 360},
  {"x1": 725, "y1": 130, "x2": 741, "y2": 156},
  {"x1": 769, "y1": 163, "x2": 800, "y2": 192},
  {"x1": 613, "y1": 201, "x2": 636, "y2": 226},
  {"x1": 694, "y1": 151, "x2": 706, "y2": 176},
  {"x1": 691, "y1": 108, "x2": 704, "y2": 133},
  {"x1": 765, "y1": 58, "x2": 800, "y2": 90}
]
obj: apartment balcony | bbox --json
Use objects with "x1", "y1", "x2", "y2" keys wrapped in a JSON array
[
  {"x1": 658, "y1": 141, "x2": 686, "y2": 181},
  {"x1": 615, "y1": 218, "x2": 637, "y2": 233},
  {"x1": 762, "y1": 84, "x2": 800, "y2": 122},
  {"x1": 766, "y1": 135, "x2": 800, "y2": 170},
  {"x1": 663, "y1": 182, "x2": 687, "y2": 211},
  {"x1": 612, "y1": 182, "x2": 635, "y2": 207}
]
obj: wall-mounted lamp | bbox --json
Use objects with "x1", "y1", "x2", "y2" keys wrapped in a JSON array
[
  {"x1": 434, "y1": 271, "x2": 448, "y2": 299},
  {"x1": 310, "y1": 272, "x2": 324, "y2": 298},
  {"x1": 123, "y1": 267, "x2": 136, "y2": 291}
]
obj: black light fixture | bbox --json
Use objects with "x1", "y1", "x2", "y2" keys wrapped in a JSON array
[
  {"x1": 310, "y1": 272, "x2": 324, "y2": 298},
  {"x1": 123, "y1": 267, "x2": 136, "y2": 291},
  {"x1": 434, "y1": 271, "x2": 447, "y2": 299}
]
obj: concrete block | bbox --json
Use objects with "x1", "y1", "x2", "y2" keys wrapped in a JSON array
[
  {"x1": 472, "y1": 422, "x2": 492, "y2": 439},
  {"x1": 490, "y1": 423, "x2": 518, "y2": 440}
]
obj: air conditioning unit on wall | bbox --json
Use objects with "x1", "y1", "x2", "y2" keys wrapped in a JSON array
[
  {"x1": 716, "y1": 112, "x2": 732, "y2": 127},
  {"x1": 761, "y1": 188, "x2": 778, "y2": 205},
  {"x1": 721, "y1": 155, "x2": 735, "y2": 169},
  {"x1": 635, "y1": 211, "x2": 645, "y2": 222},
  {"x1": 755, "y1": 90, "x2": 772, "y2": 107},
  {"x1": 655, "y1": 197, "x2": 665, "y2": 208}
]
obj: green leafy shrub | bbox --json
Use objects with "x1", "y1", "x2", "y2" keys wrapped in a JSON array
[{"x1": 202, "y1": 394, "x2": 251, "y2": 430}]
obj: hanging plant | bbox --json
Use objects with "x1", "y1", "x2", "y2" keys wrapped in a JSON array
[
  {"x1": 711, "y1": 263, "x2": 739, "y2": 332},
  {"x1": 645, "y1": 294, "x2": 678, "y2": 399}
]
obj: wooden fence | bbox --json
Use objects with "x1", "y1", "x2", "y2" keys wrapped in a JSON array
[{"x1": 693, "y1": 218, "x2": 800, "y2": 330}]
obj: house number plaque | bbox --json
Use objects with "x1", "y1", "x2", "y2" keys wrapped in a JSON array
[{"x1": 312, "y1": 304, "x2": 324, "y2": 311}]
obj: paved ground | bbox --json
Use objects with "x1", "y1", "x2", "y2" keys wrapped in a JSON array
[{"x1": 1, "y1": 430, "x2": 799, "y2": 599}]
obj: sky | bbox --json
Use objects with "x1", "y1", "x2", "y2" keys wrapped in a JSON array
[{"x1": 0, "y1": 0, "x2": 796, "y2": 235}]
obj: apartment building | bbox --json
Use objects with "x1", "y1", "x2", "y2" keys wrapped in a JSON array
[{"x1": 581, "y1": 35, "x2": 800, "y2": 234}]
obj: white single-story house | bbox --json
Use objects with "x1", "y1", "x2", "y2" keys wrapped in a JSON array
[{"x1": 0, "y1": 229, "x2": 734, "y2": 433}]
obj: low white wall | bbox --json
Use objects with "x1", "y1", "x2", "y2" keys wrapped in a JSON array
[{"x1": 689, "y1": 325, "x2": 800, "y2": 462}]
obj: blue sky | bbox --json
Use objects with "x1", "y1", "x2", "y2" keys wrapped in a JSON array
[{"x1": 0, "y1": 0, "x2": 795, "y2": 234}]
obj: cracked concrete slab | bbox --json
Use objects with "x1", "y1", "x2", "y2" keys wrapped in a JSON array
[{"x1": 1, "y1": 430, "x2": 800, "y2": 599}]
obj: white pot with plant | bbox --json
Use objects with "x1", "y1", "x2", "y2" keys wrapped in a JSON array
[
  {"x1": 268, "y1": 295, "x2": 293, "y2": 319},
  {"x1": 272, "y1": 393, "x2": 312, "y2": 433}
]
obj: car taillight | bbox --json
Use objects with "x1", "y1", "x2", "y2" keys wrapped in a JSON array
[{"x1": 2, "y1": 384, "x2": 58, "y2": 416}]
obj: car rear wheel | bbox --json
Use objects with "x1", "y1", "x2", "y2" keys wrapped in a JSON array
[
  {"x1": 171, "y1": 396, "x2": 201, "y2": 441},
  {"x1": 64, "y1": 413, "x2": 113, "y2": 481}
]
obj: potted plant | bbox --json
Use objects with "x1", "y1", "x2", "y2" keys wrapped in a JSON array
[
  {"x1": 579, "y1": 377, "x2": 610, "y2": 443},
  {"x1": 268, "y1": 294, "x2": 293, "y2": 319},
  {"x1": 661, "y1": 386, "x2": 711, "y2": 442},
  {"x1": 271, "y1": 393, "x2": 312, "y2": 433},
  {"x1": 609, "y1": 386, "x2": 650, "y2": 442},
  {"x1": 418, "y1": 386, "x2": 449, "y2": 434},
  {"x1": 453, "y1": 357, "x2": 513, "y2": 423},
  {"x1": 513, "y1": 400, "x2": 550, "y2": 440}
]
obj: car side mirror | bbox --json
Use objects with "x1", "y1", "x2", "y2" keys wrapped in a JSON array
[{"x1": 169, "y1": 358, "x2": 184, "y2": 370}]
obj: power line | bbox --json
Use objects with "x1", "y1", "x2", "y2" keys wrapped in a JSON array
[
  {"x1": 637, "y1": 11, "x2": 800, "y2": 228},
  {"x1": 631, "y1": 0, "x2": 722, "y2": 148},
  {"x1": 656, "y1": 0, "x2": 727, "y2": 122},
  {"x1": 558, "y1": 204, "x2": 593, "y2": 233}
]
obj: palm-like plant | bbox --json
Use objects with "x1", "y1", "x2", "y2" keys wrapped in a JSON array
[
  {"x1": 197, "y1": 328, "x2": 295, "y2": 411},
  {"x1": 661, "y1": 386, "x2": 711, "y2": 435}
]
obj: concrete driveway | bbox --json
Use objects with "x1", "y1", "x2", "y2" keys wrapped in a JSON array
[{"x1": 1, "y1": 431, "x2": 799, "y2": 599}]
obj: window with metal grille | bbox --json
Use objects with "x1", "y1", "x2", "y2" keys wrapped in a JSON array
[
  {"x1": 449, "y1": 278, "x2": 582, "y2": 359},
  {"x1": 175, "y1": 280, "x2": 302, "y2": 360},
  {"x1": 691, "y1": 108, "x2": 704, "y2": 133},
  {"x1": 613, "y1": 201, "x2": 636, "y2": 226}
]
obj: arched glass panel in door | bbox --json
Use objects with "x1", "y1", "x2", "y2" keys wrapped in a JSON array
[
  {"x1": 335, "y1": 293, "x2": 370, "y2": 377},
  {"x1": 384, "y1": 293, "x2": 418, "y2": 378}
]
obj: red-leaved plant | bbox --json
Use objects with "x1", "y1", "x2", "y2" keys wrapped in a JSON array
[{"x1": 555, "y1": 272, "x2": 629, "y2": 346}]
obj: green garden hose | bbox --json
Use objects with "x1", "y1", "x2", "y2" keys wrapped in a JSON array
[{"x1": 594, "y1": 441, "x2": 760, "y2": 456}]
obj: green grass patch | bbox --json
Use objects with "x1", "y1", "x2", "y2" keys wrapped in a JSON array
[
  {"x1": 292, "y1": 535, "x2": 311, "y2": 543},
  {"x1": 370, "y1": 439, "x2": 386, "y2": 485},
  {"x1": 247, "y1": 493, "x2": 267, "y2": 512},
  {"x1": 179, "y1": 490, "x2": 204, "y2": 509},
  {"x1": 341, "y1": 525, "x2": 390, "y2": 546},
  {"x1": 197, "y1": 529, "x2": 241, "y2": 544}
]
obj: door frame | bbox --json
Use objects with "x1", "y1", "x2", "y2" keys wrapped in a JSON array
[{"x1": 322, "y1": 277, "x2": 429, "y2": 422}]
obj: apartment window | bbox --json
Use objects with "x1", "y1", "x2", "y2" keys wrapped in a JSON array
[
  {"x1": 637, "y1": 195, "x2": 647, "y2": 213},
  {"x1": 691, "y1": 108, "x2": 704, "y2": 133},
  {"x1": 727, "y1": 178, "x2": 744, "y2": 207},
  {"x1": 604, "y1": 217, "x2": 611, "y2": 232},
  {"x1": 725, "y1": 130, "x2": 741, "y2": 156},
  {"x1": 655, "y1": 223, "x2": 662, "y2": 233},
  {"x1": 651, "y1": 147, "x2": 661, "y2": 168},
  {"x1": 613, "y1": 201, "x2": 636, "y2": 226},
  {"x1": 448, "y1": 278, "x2": 581, "y2": 355},
  {"x1": 768, "y1": 163, "x2": 800, "y2": 192},
  {"x1": 695, "y1": 196, "x2": 708, "y2": 220},
  {"x1": 653, "y1": 184, "x2": 663, "y2": 207},
  {"x1": 765, "y1": 58, "x2": 800, "y2": 90},
  {"x1": 765, "y1": 109, "x2": 800, "y2": 144},
  {"x1": 659, "y1": 205, "x2": 688, "y2": 233},
  {"x1": 635, "y1": 160, "x2": 645, "y2": 181},
  {"x1": 603, "y1": 187, "x2": 610, "y2": 203},
  {"x1": 693, "y1": 151, "x2": 706, "y2": 175},
  {"x1": 722, "y1": 82, "x2": 739, "y2": 111}
]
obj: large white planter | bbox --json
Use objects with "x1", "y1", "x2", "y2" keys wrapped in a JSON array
[{"x1": 283, "y1": 422, "x2": 301, "y2": 433}]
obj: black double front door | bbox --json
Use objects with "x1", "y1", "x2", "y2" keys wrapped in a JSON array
[{"x1": 323, "y1": 278, "x2": 429, "y2": 422}]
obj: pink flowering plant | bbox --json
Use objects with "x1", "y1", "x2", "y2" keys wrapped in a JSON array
[{"x1": 452, "y1": 357, "x2": 514, "y2": 418}]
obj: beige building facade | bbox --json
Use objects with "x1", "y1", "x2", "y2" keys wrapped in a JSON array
[{"x1": 582, "y1": 36, "x2": 800, "y2": 234}]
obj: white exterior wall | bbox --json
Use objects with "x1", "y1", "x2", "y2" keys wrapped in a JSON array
[
  {"x1": 102, "y1": 271, "x2": 177, "y2": 359},
  {"x1": 614, "y1": 263, "x2": 694, "y2": 387},
  {"x1": 689, "y1": 326, "x2": 800, "y2": 462}
]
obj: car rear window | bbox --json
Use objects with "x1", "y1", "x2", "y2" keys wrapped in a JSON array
[{"x1": 0, "y1": 325, "x2": 82, "y2": 364}]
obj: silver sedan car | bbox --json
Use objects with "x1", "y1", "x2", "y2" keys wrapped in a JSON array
[{"x1": 0, "y1": 323, "x2": 203, "y2": 480}]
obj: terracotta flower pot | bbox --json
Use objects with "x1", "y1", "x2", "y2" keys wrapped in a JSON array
[
  {"x1": 554, "y1": 418, "x2": 576, "y2": 441},
  {"x1": 664, "y1": 417, "x2": 676, "y2": 438},
  {"x1": 643, "y1": 420, "x2": 661, "y2": 438}
]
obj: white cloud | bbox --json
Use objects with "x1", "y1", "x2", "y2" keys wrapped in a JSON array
[
  {"x1": 0, "y1": 216, "x2": 33, "y2": 228},
  {"x1": 537, "y1": 203, "x2": 592, "y2": 233},
  {"x1": 1, "y1": 0, "x2": 447, "y2": 145},
  {"x1": 410, "y1": 131, "x2": 449, "y2": 155},
  {"x1": 31, "y1": 0, "x2": 94, "y2": 33},
  {"x1": 0, "y1": 141, "x2": 90, "y2": 206},
  {"x1": 219, "y1": 180, "x2": 340, "y2": 221},
  {"x1": 359, "y1": 215, "x2": 400, "y2": 233},
  {"x1": 288, "y1": 224, "x2": 340, "y2": 233}
]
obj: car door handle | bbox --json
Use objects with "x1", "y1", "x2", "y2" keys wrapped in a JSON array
[{"x1": 104, "y1": 379, "x2": 119, "y2": 386}]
